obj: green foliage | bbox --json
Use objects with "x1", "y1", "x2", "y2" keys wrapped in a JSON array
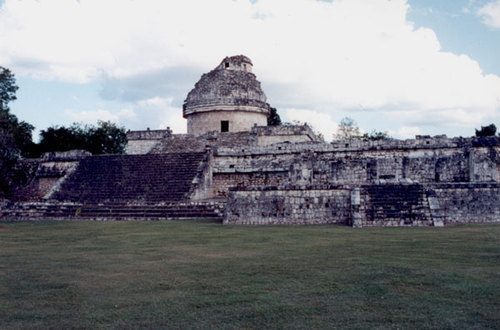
[
  {"x1": 267, "y1": 107, "x2": 282, "y2": 126},
  {"x1": 0, "y1": 67, "x2": 126, "y2": 198},
  {"x1": 0, "y1": 221, "x2": 499, "y2": 328},
  {"x1": 0, "y1": 67, "x2": 35, "y2": 157},
  {"x1": 0, "y1": 66, "x2": 18, "y2": 112},
  {"x1": 39, "y1": 125, "x2": 84, "y2": 153},
  {"x1": 0, "y1": 110, "x2": 35, "y2": 198},
  {"x1": 39, "y1": 121, "x2": 127, "y2": 155},
  {"x1": 0, "y1": 67, "x2": 36, "y2": 198},
  {"x1": 362, "y1": 130, "x2": 390, "y2": 140},
  {"x1": 475, "y1": 123, "x2": 497, "y2": 137},
  {"x1": 87, "y1": 120, "x2": 127, "y2": 154}
]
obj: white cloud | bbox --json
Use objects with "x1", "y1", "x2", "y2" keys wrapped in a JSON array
[
  {"x1": 478, "y1": 0, "x2": 500, "y2": 28},
  {"x1": 1, "y1": 0, "x2": 499, "y2": 136},
  {"x1": 65, "y1": 97, "x2": 186, "y2": 133},
  {"x1": 137, "y1": 97, "x2": 187, "y2": 134},
  {"x1": 284, "y1": 108, "x2": 338, "y2": 141},
  {"x1": 390, "y1": 126, "x2": 422, "y2": 139},
  {"x1": 65, "y1": 108, "x2": 136, "y2": 125}
]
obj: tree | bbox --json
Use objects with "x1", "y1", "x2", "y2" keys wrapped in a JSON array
[
  {"x1": 334, "y1": 117, "x2": 361, "y2": 140},
  {"x1": 267, "y1": 107, "x2": 282, "y2": 126},
  {"x1": 1, "y1": 66, "x2": 21, "y2": 157},
  {"x1": 0, "y1": 67, "x2": 36, "y2": 198},
  {"x1": 0, "y1": 66, "x2": 35, "y2": 156},
  {"x1": 362, "y1": 130, "x2": 390, "y2": 140},
  {"x1": 39, "y1": 121, "x2": 127, "y2": 155},
  {"x1": 475, "y1": 124, "x2": 497, "y2": 137},
  {"x1": 0, "y1": 66, "x2": 18, "y2": 112},
  {"x1": 39, "y1": 125, "x2": 85, "y2": 153},
  {"x1": 86, "y1": 121, "x2": 127, "y2": 154}
]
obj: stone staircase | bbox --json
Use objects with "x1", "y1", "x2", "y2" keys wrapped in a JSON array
[
  {"x1": 0, "y1": 151, "x2": 227, "y2": 221},
  {"x1": 51, "y1": 152, "x2": 207, "y2": 203},
  {"x1": 362, "y1": 184, "x2": 433, "y2": 226},
  {"x1": 0, "y1": 201, "x2": 225, "y2": 221}
]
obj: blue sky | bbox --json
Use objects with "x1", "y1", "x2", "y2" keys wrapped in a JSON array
[
  {"x1": 408, "y1": 0, "x2": 500, "y2": 75},
  {"x1": 1, "y1": 0, "x2": 499, "y2": 141}
]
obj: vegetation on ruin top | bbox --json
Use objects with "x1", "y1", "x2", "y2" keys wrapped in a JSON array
[{"x1": 0, "y1": 221, "x2": 499, "y2": 329}]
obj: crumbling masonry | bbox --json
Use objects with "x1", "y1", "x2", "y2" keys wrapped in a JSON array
[{"x1": 2, "y1": 55, "x2": 499, "y2": 226}]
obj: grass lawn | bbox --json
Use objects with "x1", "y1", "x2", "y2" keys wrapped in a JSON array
[{"x1": 0, "y1": 220, "x2": 499, "y2": 329}]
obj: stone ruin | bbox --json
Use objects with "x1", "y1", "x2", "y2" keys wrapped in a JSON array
[
  {"x1": 2, "y1": 55, "x2": 500, "y2": 226},
  {"x1": 183, "y1": 55, "x2": 270, "y2": 136}
]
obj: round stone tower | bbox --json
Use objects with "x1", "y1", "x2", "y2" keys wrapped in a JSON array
[{"x1": 183, "y1": 55, "x2": 271, "y2": 136}]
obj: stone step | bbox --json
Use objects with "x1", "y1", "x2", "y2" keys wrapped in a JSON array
[
  {"x1": 362, "y1": 184, "x2": 432, "y2": 226},
  {"x1": 51, "y1": 152, "x2": 208, "y2": 203},
  {"x1": 1, "y1": 202, "x2": 225, "y2": 221}
]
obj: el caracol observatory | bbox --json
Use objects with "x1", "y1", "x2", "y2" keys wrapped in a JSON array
[
  {"x1": 4, "y1": 55, "x2": 500, "y2": 228},
  {"x1": 183, "y1": 55, "x2": 271, "y2": 136}
]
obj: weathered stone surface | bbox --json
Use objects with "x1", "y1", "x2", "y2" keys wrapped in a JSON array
[
  {"x1": 224, "y1": 183, "x2": 500, "y2": 226},
  {"x1": 0, "y1": 200, "x2": 225, "y2": 221},
  {"x1": 126, "y1": 128, "x2": 172, "y2": 154},
  {"x1": 40, "y1": 150, "x2": 91, "y2": 161},
  {"x1": 224, "y1": 185, "x2": 351, "y2": 225},
  {"x1": 361, "y1": 184, "x2": 432, "y2": 227},
  {"x1": 432, "y1": 183, "x2": 500, "y2": 224},
  {"x1": 50, "y1": 152, "x2": 210, "y2": 203},
  {"x1": 183, "y1": 55, "x2": 271, "y2": 135},
  {"x1": 219, "y1": 136, "x2": 499, "y2": 225},
  {"x1": 5, "y1": 52, "x2": 500, "y2": 227},
  {"x1": 147, "y1": 124, "x2": 317, "y2": 155}
]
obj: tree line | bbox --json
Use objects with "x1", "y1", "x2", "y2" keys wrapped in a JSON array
[
  {"x1": 1, "y1": 66, "x2": 127, "y2": 198},
  {"x1": 1, "y1": 67, "x2": 127, "y2": 159}
]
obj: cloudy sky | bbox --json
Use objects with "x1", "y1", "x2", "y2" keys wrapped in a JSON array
[{"x1": 1, "y1": 0, "x2": 500, "y2": 141}]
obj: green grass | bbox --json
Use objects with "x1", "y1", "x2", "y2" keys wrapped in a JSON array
[{"x1": 1, "y1": 220, "x2": 499, "y2": 329}]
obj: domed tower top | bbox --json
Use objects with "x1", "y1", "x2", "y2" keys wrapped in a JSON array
[
  {"x1": 183, "y1": 55, "x2": 271, "y2": 135},
  {"x1": 217, "y1": 55, "x2": 253, "y2": 72}
]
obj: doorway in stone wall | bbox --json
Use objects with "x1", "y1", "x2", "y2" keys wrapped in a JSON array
[{"x1": 221, "y1": 120, "x2": 229, "y2": 132}]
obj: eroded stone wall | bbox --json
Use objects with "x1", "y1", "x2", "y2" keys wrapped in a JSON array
[
  {"x1": 126, "y1": 140, "x2": 161, "y2": 155},
  {"x1": 212, "y1": 172, "x2": 287, "y2": 198},
  {"x1": 221, "y1": 136, "x2": 500, "y2": 226},
  {"x1": 433, "y1": 183, "x2": 500, "y2": 224},
  {"x1": 224, "y1": 186, "x2": 351, "y2": 225},
  {"x1": 360, "y1": 184, "x2": 433, "y2": 227},
  {"x1": 212, "y1": 137, "x2": 500, "y2": 198},
  {"x1": 224, "y1": 183, "x2": 500, "y2": 226},
  {"x1": 126, "y1": 129, "x2": 171, "y2": 154}
]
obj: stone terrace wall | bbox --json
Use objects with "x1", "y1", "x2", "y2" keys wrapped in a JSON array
[
  {"x1": 223, "y1": 183, "x2": 500, "y2": 226},
  {"x1": 432, "y1": 183, "x2": 500, "y2": 224},
  {"x1": 148, "y1": 125, "x2": 318, "y2": 155},
  {"x1": 213, "y1": 172, "x2": 287, "y2": 198},
  {"x1": 216, "y1": 136, "x2": 500, "y2": 156},
  {"x1": 149, "y1": 134, "x2": 207, "y2": 153},
  {"x1": 126, "y1": 129, "x2": 171, "y2": 154},
  {"x1": 251, "y1": 124, "x2": 318, "y2": 146},
  {"x1": 149, "y1": 132, "x2": 258, "y2": 154},
  {"x1": 224, "y1": 185, "x2": 351, "y2": 225},
  {"x1": 213, "y1": 136, "x2": 500, "y2": 197},
  {"x1": 11, "y1": 150, "x2": 92, "y2": 201},
  {"x1": 224, "y1": 184, "x2": 434, "y2": 226}
]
